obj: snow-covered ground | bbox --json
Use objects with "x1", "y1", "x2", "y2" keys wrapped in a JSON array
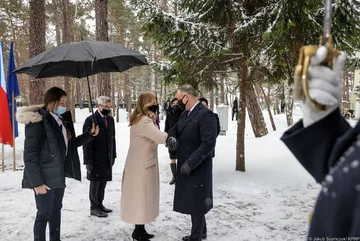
[{"x1": 0, "y1": 107, "x2": 319, "y2": 241}]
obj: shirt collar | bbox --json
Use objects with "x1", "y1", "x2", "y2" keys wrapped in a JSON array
[
  {"x1": 189, "y1": 101, "x2": 200, "y2": 112},
  {"x1": 97, "y1": 109, "x2": 105, "y2": 118}
]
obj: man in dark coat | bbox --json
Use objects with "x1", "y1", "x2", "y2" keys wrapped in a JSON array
[
  {"x1": 281, "y1": 47, "x2": 360, "y2": 237},
  {"x1": 198, "y1": 97, "x2": 220, "y2": 157},
  {"x1": 232, "y1": 97, "x2": 238, "y2": 121},
  {"x1": 167, "y1": 85, "x2": 217, "y2": 241},
  {"x1": 83, "y1": 96, "x2": 117, "y2": 218}
]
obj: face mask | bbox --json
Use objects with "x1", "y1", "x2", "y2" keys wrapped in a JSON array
[
  {"x1": 177, "y1": 96, "x2": 188, "y2": 110},
  {"x1": 53, "y1": 106, "x2": 66, "y2": 115},
  {"x1": 148, "y1": 104, "x2": 159, "y2": 114},
  {"x1": 101, "y1": 109, "x2": 111, "y2": 116}
]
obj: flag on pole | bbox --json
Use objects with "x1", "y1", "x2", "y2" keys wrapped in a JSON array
[
  {"x1": 0, "y1": 41, "x2": 13, "y2": 146},
  {"x1": 6, "y1": 42, "x2": 20, "y2": 138}
]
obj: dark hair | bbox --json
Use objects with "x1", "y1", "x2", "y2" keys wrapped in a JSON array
[
  {"x1": 170, "y1": 98, "x2": 178, "y2": 105},
  {"x1": 44, "y1": 87, "x2": 67, "y2": 106},
  {"x1": 198, "y1": 97, "x2": 208, "y2": 106}
]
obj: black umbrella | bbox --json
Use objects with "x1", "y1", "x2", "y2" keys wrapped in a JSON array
[{"x1": 13, "y1": 40, "x2": 148, "y2": 117}]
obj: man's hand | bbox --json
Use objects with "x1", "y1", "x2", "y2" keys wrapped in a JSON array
[
  {"x1": 181, "y1": 163, "x2": 192, "y2": 175},
  {"x1": 34, "y1": 184, "x2": 51, "y2": 195},
  {"x1": 167, "y1": 137, "x2": 178, "y2": 151},
  {"x1": 86, "y1": 164, "x2": 93, "y2": 174},
  {"x1": 301, "y1": 46, "x2": 346, "y2": 127},
  {"x1": 90, "y1": 122, "x2": 99, "y2": 136}
]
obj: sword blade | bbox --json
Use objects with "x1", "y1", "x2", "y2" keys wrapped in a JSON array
[{"x1": 322, "y1": 0, "x2": 333, "y2": 46}]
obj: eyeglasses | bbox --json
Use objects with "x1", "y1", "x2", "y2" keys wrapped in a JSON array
[{"x1": 101, "y1": 105, "x2": 112, "y2": 110}]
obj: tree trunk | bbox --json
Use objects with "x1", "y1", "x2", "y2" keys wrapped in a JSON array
[
  {"x1": 220, "y1": 74, "x2": 225, "y2": 104},
  {"x1": 53, "y1": 0, "x2": 61, "y2": 46},
  {"x1": 29, "y1": 0, "x2": 46, "y2": 105},
  {"x1": 62, "y1": 0, "x2": 75, "y2": 121},
  {"x1": 245, "y1": 83, "x2": 268, "y2": 137},
  {"x1": 95, "y1": 0, "x2": 111, "y2": 96},
  {"x1": 236, "y1": 63, "x2": 246, "y2": 172},
  {"x1": 284, "y1": 79, "x2": 294, "y2": 126},
  {"x1": 259, "y1": 83, "x2": 276, "y2": 131},
  {"x1": 210, "y1": 89, "x2": 214, "y2": 111},
  {"x1": 124, "y1": 72, "x2": 131, "y2": 114}
]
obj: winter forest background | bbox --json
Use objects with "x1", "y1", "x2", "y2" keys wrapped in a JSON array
[{"x1": 1, "y1": 1, "x2": 360, "y2": 176}]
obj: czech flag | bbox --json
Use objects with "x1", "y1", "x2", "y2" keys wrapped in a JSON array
[{"x1": 0, "y1": 41, "x2": 13, "y2": 146}]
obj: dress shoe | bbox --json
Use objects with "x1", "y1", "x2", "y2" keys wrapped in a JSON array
[
  {"x1": 90, "y1": 209, "x2": 108, "y2": 218},
  {"x1": 182, "y1": 234, "x2": 207, "y2": 240},
  {"x1": 100, "y1": 205, "x2": 113, "y2": 213}
]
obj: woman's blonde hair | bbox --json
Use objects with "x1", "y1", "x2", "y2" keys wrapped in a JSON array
[{"x1": 129, "y1": 92, "x2": 157, "y2": 126}]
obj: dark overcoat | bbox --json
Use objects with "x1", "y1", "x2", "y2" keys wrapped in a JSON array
[
  {"x1": 83, "y1": 111, "x2": 116, "y2": 181},
  {"x1": 168, "y1": 103, "x2": 217, "y2": 216},
  {"x1": 281, "y1": 109, "x2": 360, "y2": 238}
]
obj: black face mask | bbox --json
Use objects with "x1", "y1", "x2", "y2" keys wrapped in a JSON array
[
  {"x1": 177, "y1": 96, "x2": 188, "y2": 110},
  {"x1": 101, "y1": 109, "x2": 111, "y2": 116},
  {"x1": 148, "y1": 104, "x2": 159, "y2": 114},
  {"x1": 172, "y1": 105, "x2": 181, "y2": 112}
]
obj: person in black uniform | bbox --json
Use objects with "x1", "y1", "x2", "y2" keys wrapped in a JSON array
[
  {"x1": 281, "y1": 46, "x2": 360, "y2": 238},
  {"x1": 164, "y1": 98, "x2": 183, "y2": 184}
]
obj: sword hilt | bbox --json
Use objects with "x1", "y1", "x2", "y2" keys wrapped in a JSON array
[{"x1": 293, "y1": 35, "x2": 340, "y2": 111}]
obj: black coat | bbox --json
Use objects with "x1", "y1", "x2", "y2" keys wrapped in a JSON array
[
  {"x1": 19, "y1": 106, "x2": 93, "y2": 189},
  {"x1": 164, "y1": 108, "x2": 182, "y2": 133},
  {"x1": 281, "y1": 109, "x2": 360, "y2": 237},
  {"x1": 233, "y1": 99, "x2": 238, "y2": 111},
  {"x1": 83, "y1": 111, "x2": 116, "y2": 181},
  {"x1": 168, "y1": 103, "x2": 217, "y2": 216}
]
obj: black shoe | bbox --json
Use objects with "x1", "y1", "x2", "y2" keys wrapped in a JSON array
[
  {"x1": 100, "y1": 205, "x2": 113, "y2": 213},
  {"x1": 90, "y1": 209, "x2": 108, "y2": 218},
  {"x1": 132, "y1": 231, "x2": 150, "y2": 241},
  {"x1": 169, "y1": 163, "x2": 176, "y2": 185},
  {"x1": 182, "y1": 234, "x2": 207, "y2": 240}
]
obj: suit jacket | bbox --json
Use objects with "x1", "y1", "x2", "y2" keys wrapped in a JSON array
[
  {"x1": 168, "y1": 103, "x2": 217, "y2": 215},
  {"x1": 281, "y1": 109, "x2": 360, "y2": 237}
]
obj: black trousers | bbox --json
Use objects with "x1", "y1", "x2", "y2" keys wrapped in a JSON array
[
  {"x1": 89, "y1": 181, "x2": 107, "y2": 210},
  {"x1": 190, "y1": 215, "x2": 207, "y2": 241},
  {"x1": 34, "y1": 188, "x2": 65, "y2": 241},
  {"x1": 232, "y1": 110, "x2": 238, "y2": 120}
]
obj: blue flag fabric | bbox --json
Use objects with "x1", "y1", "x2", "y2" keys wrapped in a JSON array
[{"x1": 6, "y1": 42, "x2": 20, "y2": 138}]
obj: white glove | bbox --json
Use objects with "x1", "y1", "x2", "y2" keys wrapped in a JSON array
[{"x1": 301, "y1": 46, "x2": 346, "y2": 127}]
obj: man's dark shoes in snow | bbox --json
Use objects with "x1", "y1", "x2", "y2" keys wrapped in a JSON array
[
  {"x1": 100, "y1": 205, "x2": 113, "y2": 213},
  {"x1": 90, "y1": 209, "x2": 108, "y2": 218}
]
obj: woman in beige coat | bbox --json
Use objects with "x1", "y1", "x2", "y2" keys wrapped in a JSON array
[{"x1": 121, "y1": 92, "x2": 168, "y2": 241}]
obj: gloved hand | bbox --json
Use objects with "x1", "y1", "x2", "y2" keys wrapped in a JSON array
[
  {"x1": 301, "y1": 46, "x2": 346, "y2": 127},
  {"x1": 166, "y1": 136, "x2": 178, "y2": 151},
  {"x1": 181, "y1": 163, "x2": 192, "y2": 175},
  {"x1": 86, "y1": 164, "x2": 93, "y2": 174}
]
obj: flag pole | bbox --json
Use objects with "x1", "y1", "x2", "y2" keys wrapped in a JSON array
[
  {"x1": 1, "y1": 144, "x2": 4, "y2": 172},
  {"x1": 12, "y1": 91, "x2": 15, "y2": 171}
]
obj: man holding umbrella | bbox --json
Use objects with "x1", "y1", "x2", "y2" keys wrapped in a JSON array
[{"x1": 83, "y1": 96, "x2": 117, "y2": 218}]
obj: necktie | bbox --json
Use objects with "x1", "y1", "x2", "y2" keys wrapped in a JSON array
[
  {"x1": 103, "y1": 117, "x2": 108, "y2": 128},
  {"x1": 187, "y1": 111, "x2": 191, "y2": 116}
]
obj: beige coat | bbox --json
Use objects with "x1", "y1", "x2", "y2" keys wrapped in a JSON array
[{"x1": 121, "y1": 116, "x2": 168, "y2": 224}]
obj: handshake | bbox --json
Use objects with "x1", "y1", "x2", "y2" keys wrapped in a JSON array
[{"x1": 166, "y1": 136, "x2": 178, "y2": 151}]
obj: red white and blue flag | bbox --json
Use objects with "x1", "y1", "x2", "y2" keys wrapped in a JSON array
[{"x1": 0, "y1": 41, "x2": 13, "y2": 146}]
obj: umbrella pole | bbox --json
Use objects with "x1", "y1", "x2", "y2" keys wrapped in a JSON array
[{"x1": 86, "y1": 74, "x2": 96, "y2": 121}]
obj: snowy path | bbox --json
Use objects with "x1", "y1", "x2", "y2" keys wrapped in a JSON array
[{"x1": 0, "y1": 109, "x2": 319, "y2": 241}]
